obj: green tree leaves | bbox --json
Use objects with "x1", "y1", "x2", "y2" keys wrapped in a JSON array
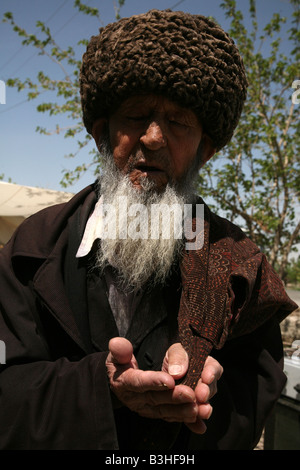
[{"x1": 199, "y1": 0, "x2": 300, "y2": 281}]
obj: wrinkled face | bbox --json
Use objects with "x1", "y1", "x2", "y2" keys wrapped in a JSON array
[{"x1": 93, "y1": 94, "x2": 215, "y2": 192}]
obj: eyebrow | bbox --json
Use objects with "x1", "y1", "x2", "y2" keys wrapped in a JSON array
[{"x1": 119, "y1": 96, "x2": 198, "y2": 124}]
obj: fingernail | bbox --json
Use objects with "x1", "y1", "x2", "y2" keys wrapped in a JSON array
[{"x1": 169, "y1": 365, "x2": 183, "y2": 375}]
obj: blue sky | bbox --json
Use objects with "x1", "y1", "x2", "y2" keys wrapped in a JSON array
[{"x1": 0, "y1": 0, "x2": 295, "y2": 193}]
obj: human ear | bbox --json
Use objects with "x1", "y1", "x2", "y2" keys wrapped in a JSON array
[{"x1": 91, "y1": 118, "x2": 108, "y2": 151}]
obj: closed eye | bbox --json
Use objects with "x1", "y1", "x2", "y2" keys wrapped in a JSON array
[{"x1": 169, "y1": 119, "x2": 188, "y2": 127}]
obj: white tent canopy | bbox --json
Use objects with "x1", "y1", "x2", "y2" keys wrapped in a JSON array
[{"x1": 0, "y1": 181, "x2": 73, "y2": 245}]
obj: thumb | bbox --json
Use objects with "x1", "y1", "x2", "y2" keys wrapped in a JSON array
[
  {"x1": 108, "y1": 337, "x2": 134, "y2": 365},
  {"x1": 163, "y1": 343, "x2": 189, "y2": 379}
]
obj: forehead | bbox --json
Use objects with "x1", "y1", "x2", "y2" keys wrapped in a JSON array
[{"x1": 113, "y1": 94, "x2": 199, "y2": 122}]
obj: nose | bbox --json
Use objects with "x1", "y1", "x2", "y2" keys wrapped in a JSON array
[{"x1": 140, "y1": 121, "x2": 167, "y2": 150}]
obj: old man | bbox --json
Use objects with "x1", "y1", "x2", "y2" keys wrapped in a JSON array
[{"x1": 0, "y1": 9, "x2": 297, "y2": 450}]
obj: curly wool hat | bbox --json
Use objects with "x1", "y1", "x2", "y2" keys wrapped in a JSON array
[{"x1": 80, "y1": 9, "x2": 248, "y2": 151}]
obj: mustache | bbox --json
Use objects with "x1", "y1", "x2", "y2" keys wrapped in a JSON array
[{"x1": 127, "y1": 147, "x2": 172, "y2": 173}]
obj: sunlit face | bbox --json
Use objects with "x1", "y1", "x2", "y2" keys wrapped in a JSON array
[{"x1": 92, "y1": 94, "x2": 215, "y2": 192}]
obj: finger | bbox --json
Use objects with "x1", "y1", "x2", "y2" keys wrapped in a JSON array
[
  {"x1": 185, "y1": 416, "x2": 208, "y2": 434},
  {"x1": 112, "y1": 367, "x2": 175, "y2": 392},
  {"x1": 185, "y1": 399, "x2": 213, "y2": 434},
  {"x1": 195, "y1": 382, "x2": 211, "y2": 403},
  {"x1": 197, "y1": 402, "x2": 213, "y2": 420},
  {"x1": 195, "y1": 356, "x2": 223, "y2": 402},
  {"x1": 195, "y1": 379, "x2": 219, "y2": 403},
  {"x1": 163, "y1": 343, "x2": 189, "y2": 379},
  {"x1": 108, "y1": 337, "x2": 133, "y2": 364},
  {"x1": 200, "y1": 356, "x2": 223, "y2": 385},
  {"x1": 119, "y1": 384, "x2": 195, "y2": 415},
  {"x1": 143, "y1": 384, "x2": 195, "y2": 405},
  {"x1": 138, "y1": 401, "x2": 199, "y2": 423}
]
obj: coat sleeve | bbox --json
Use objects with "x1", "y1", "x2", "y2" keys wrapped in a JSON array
[
  {"x1": 0, "y1": 245, "x2": 118, "y2": 450},
  {"x1": 187, "y1": 318, "x2": 286, "y2": 450}
]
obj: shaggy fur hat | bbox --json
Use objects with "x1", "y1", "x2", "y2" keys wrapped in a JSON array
[{"x1": 80, "y1": 9, "x2": 248, "y2": 151}]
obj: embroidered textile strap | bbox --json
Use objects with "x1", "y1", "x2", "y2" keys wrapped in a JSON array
[{"x1": 178, "y1": 202, "x2": 298, "y2": 389}]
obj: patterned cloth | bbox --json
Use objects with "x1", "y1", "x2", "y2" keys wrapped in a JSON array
[{"x1": 178, "y1": 200, "x2": 298, "y2": 388}]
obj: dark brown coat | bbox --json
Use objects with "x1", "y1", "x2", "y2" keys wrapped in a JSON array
[{"x1": 0, "y1": 184, "x2": 297, "y2": 449}]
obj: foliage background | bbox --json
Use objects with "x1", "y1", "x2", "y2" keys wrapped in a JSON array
[{"x1": 0, "y1": 0, "x2": 299, "y2": 282}]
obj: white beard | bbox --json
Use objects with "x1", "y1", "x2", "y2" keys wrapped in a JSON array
[{"x1": 95, "y1": 140, "x2": 198, "y2": 291}]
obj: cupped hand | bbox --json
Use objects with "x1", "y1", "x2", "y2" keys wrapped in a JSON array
[
  {"x1": 106, "y1": 338, "x2": 223, "y2": 432},
  {"x1": 106, "y1": 337, "x2": 199, "y2": 423}
]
